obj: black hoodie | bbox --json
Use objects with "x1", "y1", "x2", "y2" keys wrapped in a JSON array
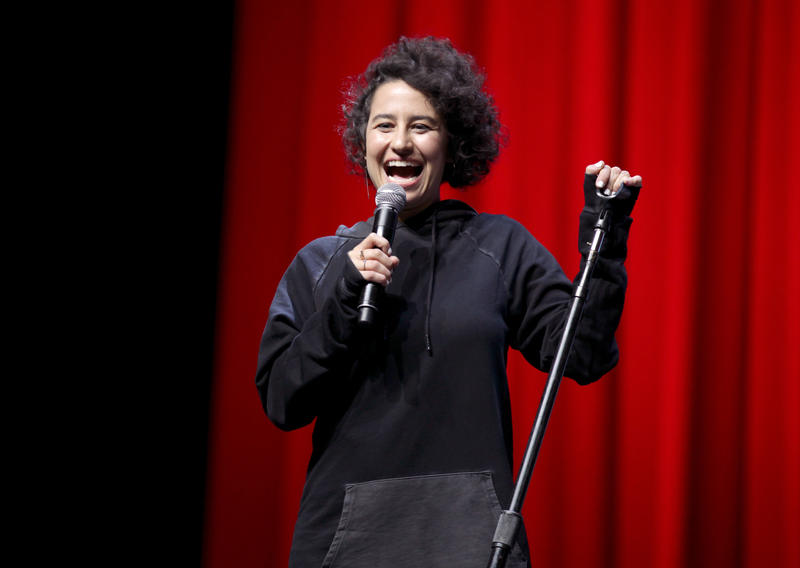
[{"x1": 257, "y1": 175, "x2": 638, "y2": 567}]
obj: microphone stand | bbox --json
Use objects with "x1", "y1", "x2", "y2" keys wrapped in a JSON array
[{"x1": 486, "y1": 191, "x2": 620, "y2": 568}]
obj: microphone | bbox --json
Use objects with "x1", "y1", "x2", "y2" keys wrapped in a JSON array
[{"x1": 357, "y1": 183, "x2": 406, "y2": 329}]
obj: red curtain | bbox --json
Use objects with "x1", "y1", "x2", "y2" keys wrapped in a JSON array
[{"x1": 203, "y1": 0, "x2": 800, "y2": 566}]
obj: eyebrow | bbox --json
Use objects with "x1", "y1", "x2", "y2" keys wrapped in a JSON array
[{"x1": 370, "y1": 113, "x2": 439, "y2": 124}]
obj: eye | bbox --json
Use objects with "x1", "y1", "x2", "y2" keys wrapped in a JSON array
[
  {"x1": 375, "y1": 122, "x2": 394, "y2": 131},
  {"x1": 411, "y1": 123, "x2": 433, "y2": 132}
]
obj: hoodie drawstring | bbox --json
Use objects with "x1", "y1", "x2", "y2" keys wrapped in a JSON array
[{"x1": 425, "y1": 209, "x2": 438, "y2": 355}]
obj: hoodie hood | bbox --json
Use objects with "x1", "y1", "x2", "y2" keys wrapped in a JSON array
[{"x1": 335, "y1": 199, "x2": 478, "y2": 239}]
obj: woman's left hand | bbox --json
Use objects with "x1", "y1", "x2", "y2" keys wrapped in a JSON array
[{"x1": 585, "y1": 160, "x2": 642, "y2": 195}]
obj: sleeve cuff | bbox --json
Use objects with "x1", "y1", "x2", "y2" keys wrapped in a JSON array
[{"x1": 339, "y1": 250, "x2": 366, "y2": 305}]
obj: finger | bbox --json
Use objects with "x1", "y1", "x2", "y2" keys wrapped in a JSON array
[
  {"x1": 356, "y1": 233, "x2": 392, "y2": 255},
  {"x1": 610, "y1": 169, "x2": 629, "y2": 194},
  {"x1": 603, "y1": 166, "x2": 621, "y2": 194},
  {"x1": 595, "y1": 164, "x2": 611, "y2": 189},
  {"x1": 361, "y1": 258, "x2": 394, "y2": 286},
  {"x1": 359, "y1": 247, "x2": 395, "y2": 270},
  {"x1": 349, "y1": 247, "x2": 397, "y2": 286},
  {"x1": 363, "y1": 258, "x2": 393, "y2": 279},
  {"x1": 585, "y1": 159, "x2": 605, "y2": 175},
  {"x1": 623, "y1": 174, "x2": 643, "y2": 187}
]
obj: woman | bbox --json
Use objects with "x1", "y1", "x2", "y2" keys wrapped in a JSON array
[{"x1": 257, "y1": 37, "x2": 641, "y2": 568}]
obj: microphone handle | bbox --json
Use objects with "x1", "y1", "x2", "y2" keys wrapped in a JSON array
[{"x1": 357, "y1": 206, "x2": 400, "y2": 329}]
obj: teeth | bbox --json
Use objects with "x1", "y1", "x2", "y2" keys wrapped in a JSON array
[{"x1": 387, "y1": 160, "x2": 419, "y2": 167}]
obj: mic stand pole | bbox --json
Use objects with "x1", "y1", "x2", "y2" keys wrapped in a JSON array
[{"x1": 487, "y1": 192, "x2": 618, "y2": 568}]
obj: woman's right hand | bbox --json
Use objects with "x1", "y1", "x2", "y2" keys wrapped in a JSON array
[{"x1": 348, "y1": 233, "x2": 400, "y2": 287}]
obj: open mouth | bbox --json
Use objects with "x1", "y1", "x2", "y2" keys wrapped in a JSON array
[{"x1": 385, "y1": 160, "x2": 422, "y2": 183}]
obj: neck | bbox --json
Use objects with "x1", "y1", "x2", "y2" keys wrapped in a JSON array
[{"x1": 400, "y1": 198, "x2": 441, "y2": 222}]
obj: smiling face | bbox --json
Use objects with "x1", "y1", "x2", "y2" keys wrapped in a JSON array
[{"x1": 366, "y1": 80, "x2": 449, "y2": 220}]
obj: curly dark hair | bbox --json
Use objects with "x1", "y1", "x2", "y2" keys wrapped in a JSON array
[{"x1": 341, "y1": 36, "x2": 507, "y2": 189}]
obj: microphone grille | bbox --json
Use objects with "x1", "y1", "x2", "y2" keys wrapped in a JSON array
[{"x1": 375, "y1": 183, "x2": 407, "y2": 211}]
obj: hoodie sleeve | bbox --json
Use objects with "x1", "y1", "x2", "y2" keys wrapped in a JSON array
[
  {"x1": 256, "y1": 238, "x2": 364, "y2": 431},
  {"x1": 510, "y1": 174, "x2": 639, "y2": 385}
]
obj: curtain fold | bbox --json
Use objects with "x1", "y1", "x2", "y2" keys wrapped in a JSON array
[{"x1": 203, "y1": 0, "x2": 800, "y2": 566}]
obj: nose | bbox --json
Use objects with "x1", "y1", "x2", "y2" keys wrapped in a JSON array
[{"x1": 390, "y1": 128, "x2": 412, "y2": 154}]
